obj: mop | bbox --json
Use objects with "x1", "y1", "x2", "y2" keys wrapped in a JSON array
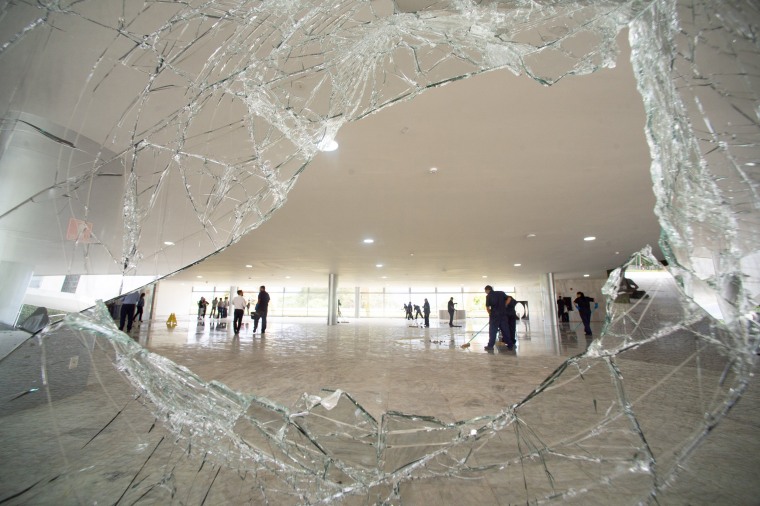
[{"x1": 460, "y1": 321, "x2": 490, "y2": 348}]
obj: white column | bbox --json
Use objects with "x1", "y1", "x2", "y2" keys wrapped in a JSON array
[
  {"x1": 354, "y1": 286, "x2": 360, "y2": 318},
  {"x1": 327, "y1": 273, "x2": 338, "y2": 325},
  {"x1": 541, "y1": 272, "x2": 559, "y2": 344},
  {"x1": 0, "y1": 261, "x2": 34, "y2": 325}
]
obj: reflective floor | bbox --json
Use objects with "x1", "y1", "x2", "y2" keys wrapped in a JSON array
[
  {"x1": 134, "y1": 315, "x2": 590, "y2": 420},
  {"x1": 2, "y1": 272, "x2": 759, "y2": 505}
]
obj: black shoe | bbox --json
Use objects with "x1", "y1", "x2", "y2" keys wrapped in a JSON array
[
  {"x1": 506, "y1": 345, "x2": 514, "y2": 350},
  {"x1": 484, "y1": 346, "x2": 494, "y2": 351}
]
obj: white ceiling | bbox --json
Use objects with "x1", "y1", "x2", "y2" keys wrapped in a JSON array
[{"x1": 168, "y1": 34, "x2": 662, "y2": 290}]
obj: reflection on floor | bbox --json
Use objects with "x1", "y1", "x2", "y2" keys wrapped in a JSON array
[
  {"x1": 1, "y1": 276, "x2": 758, "y2": 504},
  {"x1": 133, "y1": 315, "x2": 593, "y2": 420}
]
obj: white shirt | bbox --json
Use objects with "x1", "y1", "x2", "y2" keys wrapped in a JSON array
[{"x1": 231, "y1": 295, "x2": 247, "y2": 311}]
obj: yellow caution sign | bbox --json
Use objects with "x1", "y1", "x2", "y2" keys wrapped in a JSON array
[{"x1": 166, "y1": 313, "x2": 178, "y2": 327}]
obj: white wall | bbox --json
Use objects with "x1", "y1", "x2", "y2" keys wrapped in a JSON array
[
  {"x1": 554, "y1": 278, "x2": 607, "y2": 321},
  {"x1": 515, "y1": 279, "x2": 545, "y2": 323},
  {"x1": 154, "y1": 280, "x2": 196, "y2": 317}
]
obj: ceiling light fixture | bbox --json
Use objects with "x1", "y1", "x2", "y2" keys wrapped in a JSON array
[
  {"x1": 317, "y1": 138, "x2": 338, "y2": 152},
  {"x1": 584, "y1": 236, "x2": 596, "y2": 241},
  {"x1": 164, "y1": 241, "x2": 174, "y2": 246},
  {"x1": 514, "y1": 263, "x2": 521, "y2": 267},
  {"x1": 482, "y1": 275, "x2": 487, "y2": 278},
  {"x1": 363, "y1": 238, "x2": 374, "y2": 244},
  {"x1": 583, "y1": 274, "x2": 590, "y2": 277},
  {"x1": 245, "y1": 264, "x2": 252, "y2": 268},
  {"x1": 526, "y1": 233, "x2": 536, "y2": 238},
  {"x1": 376, "y1": 264, "x2": 383, "y2": 268},
  {"x1": 196, "y1": 275, "x2": 203, "y2": 278},
  {"x1": 429, "y1": 167, "x2": 438, "y2": 174}
]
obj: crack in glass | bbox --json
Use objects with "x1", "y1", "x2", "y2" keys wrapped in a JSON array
[{"x1": 0, "y1": 0, "x2": 758, "y2": 503}]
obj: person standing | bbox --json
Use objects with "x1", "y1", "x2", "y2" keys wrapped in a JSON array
[
  {"x1": 219, "y1": 296, "x2": 228, "y2": 318},
  {"x1": 485, "y1": 285, "x2": 512, "y2": 350},
  {"x1": 119, "y1": 291, "x2": 140, "y2": 332},
  {"x1": 447, "y1": 297, "x2": 456, "y2": 327},
  {"x1": 405, "y1": 302, "x2": 414, "y2": 320},
  {"x1": 197, "y1": 297, "x2": 208, "y2": 319},
  {"x1": 557, "y1": 296, "x2": 567, "y2": 323},
  {"x1": 211, "y1": 297, "x2": 218, "y2": 318},
  {"x1": 231, "y1": 289, "x2": 247, "y2": 335},
  {"x1": 253, "y1": 285, "x2": 270, "y2": 333},
  {"x1": 423, "y1": 298, "x2": 431, "y2": 327},
  {"x1": 574, "y1": 291, "x2": 593, "y2": 336},
  {"x1": 505, "y1": 294, "x2": 518, "y2": 345},
  {"x1": 135, "y1": 292, "x2": 146, "y2": 322},
  {"x1": 413, "y1": 304, "x2": 423, "y2": 320}
]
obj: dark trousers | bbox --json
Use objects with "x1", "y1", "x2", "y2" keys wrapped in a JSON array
[
  {"x1": 233, "y1": 308, "x2": 244, "y2": 334},
  {"x1": 119, "y1": 304, "x2": 136, "y2": 331},
  {"x1": 488, "y1": 315, "x2": 510, "y2": 348},
  {"x1": 253, "y1": 311, "x2": 267, "y2": 332},
  {"x1": 135, "y1": 306, "x2": 144, "y2": 322},
  {"x1": 448, "y1": 310, "x2": 454, "y2": 326},
  {"x1": 424, "y1": 312, "x2": 430, "y2": 327},
  {"x1": 579, "y1": 310, "x2": 592, "y2": 335},
  {"x1": 505, "y1": 315, "x2": 517, "y2": 344}
]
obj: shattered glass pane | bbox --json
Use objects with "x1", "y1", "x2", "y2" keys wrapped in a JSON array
[{"x1": 0, "y1": 0, "x2": 758, "y2": 504}]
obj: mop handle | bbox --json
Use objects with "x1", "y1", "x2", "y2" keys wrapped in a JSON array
[{"x1": 463, "y1": 321, "x2": 490, "y2": 345}]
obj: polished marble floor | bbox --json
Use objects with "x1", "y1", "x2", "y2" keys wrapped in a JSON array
[
  {"x1": 133, "y1": 315, "x2": 588, "y2": 420},
  {"x1": 1, "y1": 287, "x2": 759, "y2": 505}
]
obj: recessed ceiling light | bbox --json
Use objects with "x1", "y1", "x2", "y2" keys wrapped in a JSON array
[
  {"x1": 164, "y1": 241, "x2": 174, "y2": 246},
  {"x1": 514, "y1": 263, "x2": 521, "y2": 267},
  {"x1": 526, "y1": 233, "x2": 536, "y2": 238},
  {"x1": 245, "y1": 264, "x2": 252, "y2": 268},
  {"x1": 317, "y1": 139, "x2": 338, "y2": 152},
  {"x1": 583, "y1": 274, "x2": 590, "y2": 277},
  {"x1": 429, "y1": 167, "x2": 438, "y2": 174},
  {"x1": 363, "y1": 238, "x2": 374, "y2": 244},
  {"x1": 482, "y1": 275, "x2": 488, "y2": 278},
  {"x1": 285, "y1": 276, "x2": 291, "y2": 279},
  {"x1": 376, "y1": 264, "x2": 383, "y2": 268},
  {"x1": 381, "y1": 276, "x2": 387, "y2": 279},
  {"x1": 584, "y1": 236, "x2": 596, "y2": 241},
  {"x1": 615, "y1": 251, "x2": 620, "y2": 255},
  {"x1": 196, "y1": 275, "x2": 203, "y2": 278}
]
